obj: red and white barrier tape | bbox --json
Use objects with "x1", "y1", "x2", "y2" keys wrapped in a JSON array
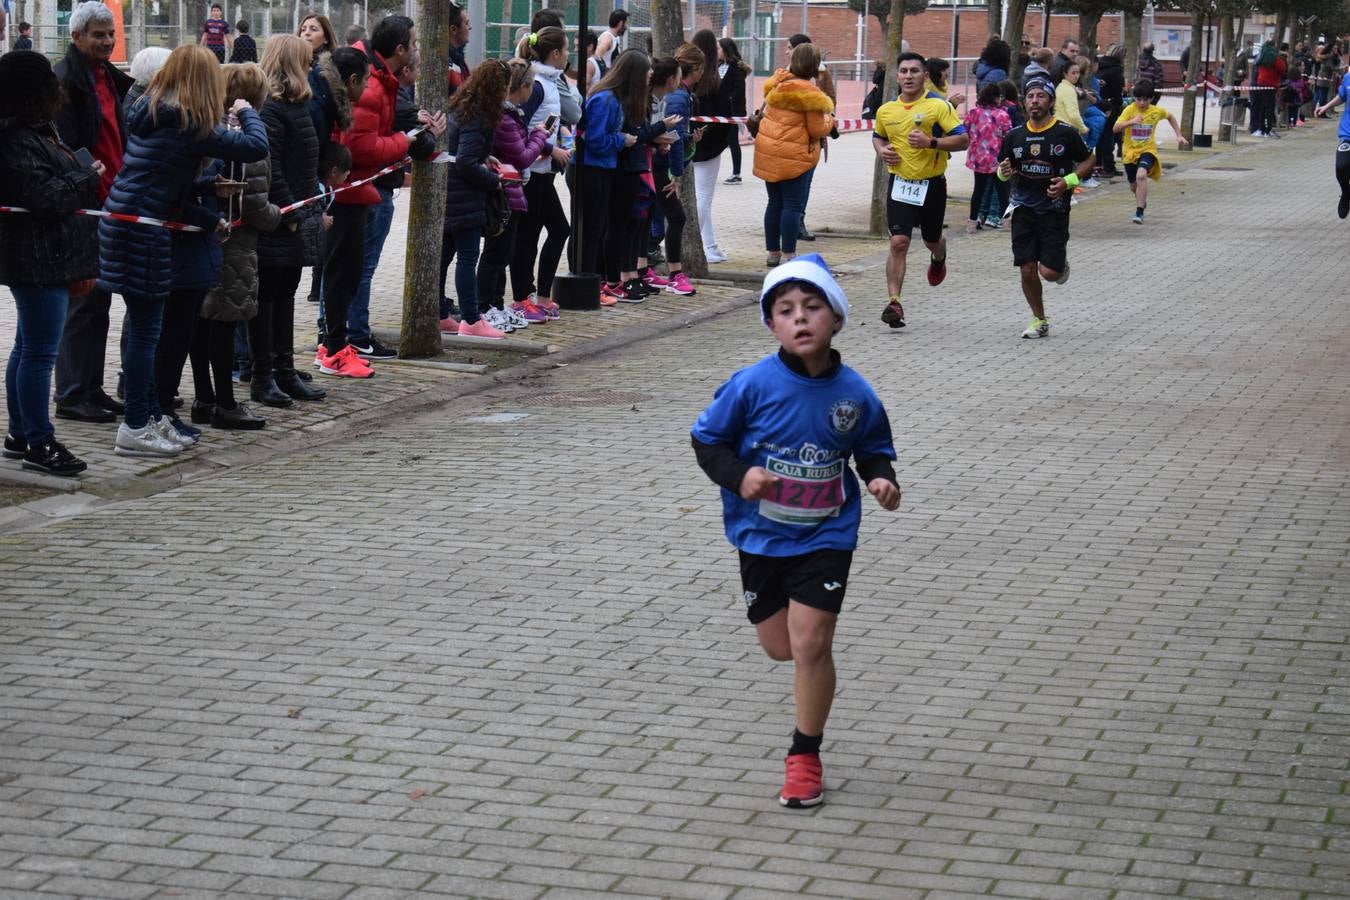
[
  {"x1": 690, "y1": 115, "x2": 875, "y2": 131},
  {"x1": 0, "y1": 205, "x2": 210, "y2": 232}
]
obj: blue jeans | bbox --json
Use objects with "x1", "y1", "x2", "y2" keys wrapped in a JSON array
[
  {"x1": 764, "y1": 171, "x2": 812, "y2": 254},
  {"x1": 1084, "y1": 108, "x2": 1106, "y2": 155},
  {"x1": 451, "y1": 225, "x2": 483, "y2": 323},
  {"x1": 350, "y1": 186, "x2": 396, "y2": 344},
  {"x1": 6, "y1": 285, "x2": 69, "y2": 446},
  {"x1": 119, "y1": 296, "x2": 165, "y2": 428}
]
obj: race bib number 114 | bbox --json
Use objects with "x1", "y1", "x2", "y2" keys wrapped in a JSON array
[{"x1": 890, "y1": 177, "x2": 930, "y2": 206}]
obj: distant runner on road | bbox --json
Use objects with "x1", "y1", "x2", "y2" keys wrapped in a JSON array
[
  {"x1": 997, "y1": 76, "x2": 1094, "y2": 339},
  {"x1": 871, "y1": 51, "x2": 969, "y2": 329},
  {"x1": 1313, "y1": 67, "x2": 1350, "y2": 218}
]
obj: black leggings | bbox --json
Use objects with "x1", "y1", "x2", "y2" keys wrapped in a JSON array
[
  {"x1": 322, "y1": 203, "x2": 366, "y2": 355},
  {"x1": 728, "y1": 140, "x2": 742, "y2": 176},
  {"x1": 653, "y1": 166, "x2": 685, "y2": 264},
  {"x1": 569, "y1": 165, "x2": 611, "y2": 279},
  {"x1": 154, "y1": 288, "x2": 207, "y2": 413},
  {"x1": 1337, "y1": 143, "x2": 1350, "y2": 196},
  {"x1": 189, "y1": 318, "x2": 239, "y2": 408},
  {"x1": 253, "y1": 265, "x2": 302, "y2": 377},
  {"x1": 604, "y1": 171, "x2": 640, "y2": 284},
  {"x1": 510, "y1": 173, "x2": 569, "y2": 302},
  {"x1": 478, "y1": 210, "x2": 519, "y2": 310}
]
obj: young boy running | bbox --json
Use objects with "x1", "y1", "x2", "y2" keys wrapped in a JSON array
[
  {"x1": 690, "y1": 254, "x2": 900, "y2": 808},
  {"x1": 997, "y1": 77, "x2": 1095, "y2": 339},
  {"x1": 1113, "y1": 80, "x2": 1189, "y2": 224},
  {"x1": 871, "y1": 52, "x2": 970, "y2": 328}
]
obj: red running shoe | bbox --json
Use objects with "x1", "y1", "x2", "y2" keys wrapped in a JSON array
[
  {"x1": 779, "y1": 752, "x2": 823, "y2": 808},
  {"x1": 926, "y1": 254, "x2": 947, "y2": 287}
]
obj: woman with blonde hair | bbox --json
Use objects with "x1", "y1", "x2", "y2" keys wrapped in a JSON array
[
  {"x1": 97, "y1": 44, "x2": 269, "y2": 457},
  {"x1": 190, "y1": 63, "x2": 281, "y2": 429},
  {"x1": 253, "y1": 33, "x2": 327, "y2": 403},
  {"x1": 753, "y1": 42, "x2": 834, "y2": 266}
]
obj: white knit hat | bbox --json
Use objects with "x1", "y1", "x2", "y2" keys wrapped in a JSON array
[{"x1": 759, "y1": 253, "x2": 849, "y2": 328}]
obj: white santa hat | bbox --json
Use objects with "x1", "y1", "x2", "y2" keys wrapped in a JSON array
[{"x1": 758, "y1": 253, "x2": 849, "y2": 328}]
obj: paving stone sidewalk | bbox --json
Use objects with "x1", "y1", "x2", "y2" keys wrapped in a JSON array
[{"x1": 1, "y1": 120, "x2": 1348, "y2": 899}]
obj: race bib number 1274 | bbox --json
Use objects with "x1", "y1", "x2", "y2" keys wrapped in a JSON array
[{"x1": 758, "y1": 455, "x2": 846, "y2": 525}]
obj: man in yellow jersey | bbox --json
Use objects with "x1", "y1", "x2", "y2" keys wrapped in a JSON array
[
  {"x1": 872, "y1": 52, "x2": 970, "y2": 328},
  {"x1": 1112, "y1": 79, "x2": 1188, "y2": 224}
]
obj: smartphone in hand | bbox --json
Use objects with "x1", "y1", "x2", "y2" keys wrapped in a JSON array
[
  {"x1": 73, "y1": 147, "x2": 95, "y2": 168},
  {"x1": 543, "y1": 114, "x2": 559, "y2": 133}
]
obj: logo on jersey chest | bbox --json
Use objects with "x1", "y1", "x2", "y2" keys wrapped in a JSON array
[
  {"x1": 828, "y1": 399, "x2": 862, "y2": 435},
  {"x1": 1030, "y1": 143, "x2": 1041, "y2": 157}
]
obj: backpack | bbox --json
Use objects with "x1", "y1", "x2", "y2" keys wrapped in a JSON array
[
  {"x1": 1258, "y1": 44, "x2": 1277, "y2": 68},
  {"x1": 484, "y1": 185, "x2": 511, "y2": 238}
]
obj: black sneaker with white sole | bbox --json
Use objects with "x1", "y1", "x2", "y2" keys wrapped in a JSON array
[
  {"x1": 3, "y1": 433, "x2": 26, "y2": 460},
  {"x1": 22, "y1": 439, "x2": 87, "y2": 477},
  {"x1": 353, "y1": 337, "x2": 397, "y2": 359}
]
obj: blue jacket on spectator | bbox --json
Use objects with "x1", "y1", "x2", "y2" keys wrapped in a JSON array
[
  {"x1": 654, "y1": 85, "x2": 692, "y2": 177},
  {"x1": 580, "y1": 90, "x2": 626, "y2": 169},
  {"x1": 98, "y1": 102, "x2": 269, "y2": 300}
]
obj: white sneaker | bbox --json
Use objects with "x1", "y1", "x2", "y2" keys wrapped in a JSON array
[
  {"x1": 153, "y1": 416, "x2": 196, "y2": 450},
  {"x1": 1082, "y1": 177, "x2": 1101, "y2": 188},
  {"x1": 704, "y1": 245, "x2": 728, "y2": 263},
  {"x1": 1021, "y1": 318, "x2": 1050, "y2": 339},
  {"x1": 482, "y1": 308, "x2": 517, "y2": 333},
  {"x1": 500, "y1": 305, "x2": 530, "y2": 329},
  {"x1": 115, "y1": 422, "x2": 181, "y2": 457}
]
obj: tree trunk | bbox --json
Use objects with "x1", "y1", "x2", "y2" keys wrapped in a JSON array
[
  {"x1": 1179, "y1": 12, "x2": 1205, "y2": 145},
  {"x1": 1123, "y1": 8, "x2": 1142, "y2": 87},
  {"x1": 1003, "y1": 0, "x2": 1029, "y2": 46},
  {"x1": 1273, "y1": 4, "x2": 1289, "y2": 49},
  {"x1": 131, "y1": 0, "x2": 146, "y2": 56},
  {"x1": 870, "y1": 0, "x2": 907, "y2": 236},
  {"x1": 650, "y1": 0, "x2": 706, "y2": 275},
  {"x1": 1080, "y1": 9, "x2": 1105, "y2": 57},
  {"x1": 397, "y1": 0, "x2": 449, "y2": 358},
  {"x1": 987, "y1": 0, "x2": 1003, "y2": 43}
]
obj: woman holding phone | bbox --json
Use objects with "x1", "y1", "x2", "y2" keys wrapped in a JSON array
[{"x1": 0, "y1": 51, "x2": 103, "y2": 476}]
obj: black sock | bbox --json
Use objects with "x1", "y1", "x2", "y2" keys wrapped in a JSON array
[
  {"x1": 1136, "y1": 206, "x2": 1145, "y2": 216},
  {"x1": 788, "y1": 729, "x2": 822, "y2": 757}
]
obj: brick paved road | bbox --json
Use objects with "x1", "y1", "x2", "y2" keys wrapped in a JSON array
[{"x1": 2, "y1": 127, "x2": 1348, "y2": 898}]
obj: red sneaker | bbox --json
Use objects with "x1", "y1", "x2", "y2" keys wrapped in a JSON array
[
  {"x1": 926, "y1": 254, "x2": 947, "y2": 287},
  {"x1": 779, "y1": 752, "x2": 823, "y2": 808},
  {"x1": 318, "y1": 345, "x2": 374, "y2": 378}
]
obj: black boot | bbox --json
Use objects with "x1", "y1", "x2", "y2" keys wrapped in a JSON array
[
  {"x1": 211, "y1": 402, "x2": 266, "y2": 430},
  {"x1": 275, "y1": 368, "x2": 326, "y2": 401},
  {"x1": 190, "y1": 400, "x2": 215, "y2": 425},
  {"x1": 250, "y1": 374, "x2": 294, "y2": 408}
]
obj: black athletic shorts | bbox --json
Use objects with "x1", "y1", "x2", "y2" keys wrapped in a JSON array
[
  {"x1": 1010, "y1": 206, "x2": 1070, "y2": 274},
  {"x1": 1124, "y1": 152, "x2": 1158, "y2": 184},
  {"x1": 738, "y1": 548, "x2": 853, "y2": 624},
  {"x1": 886, "y1": 174, "x2": 947, "y2": 243}
]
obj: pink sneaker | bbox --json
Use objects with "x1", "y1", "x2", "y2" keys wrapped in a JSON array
[
  {"x1": 510, "y1": 300, "x2": 548, "y2": 324},
  {"x1": 457, "y1": 317, "x2": 506, "y2": 339},
  {"x1": 438, "y1": 314, "x2": 460, "y2": 332},
  {"x1": 643, "y1": 268, "x2": 672, "y2": 288},
  {"x1": 318, "y1": 345, "x2": 374, "y2": 378},
  {"x1": 665, "y1": 272, "x2": 696, "y2": 296},
  {"x1": 536, "y1": 298, "x2": 561, "y2": 320}
]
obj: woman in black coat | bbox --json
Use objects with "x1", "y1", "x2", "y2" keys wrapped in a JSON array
[
  {"x1": 97, "y1": 45, "x2": 268, "y2": 458},
  {"x1": 689, "y1": 30, "x2": 730, "y2": 262},
  {"x1": 0, "y1": 52, "x2": 102, "y2": 477},
  {"x1": 1095, "y1": 45, "x2": 1126, "y2": 177},
  {"x1": 718, "y1": 38, "x2": 750, "y2": 184},
  {"x1": 255, "y1": 34, "x2": 327, "y2": 404}
]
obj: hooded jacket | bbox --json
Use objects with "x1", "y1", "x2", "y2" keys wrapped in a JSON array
[
  {"x1": 336, "y1": 50, "x2": 433, "y2": 205},
  {"x1": 752, "y1": 69, "x2": 834, "y2": 183},
  {"x1": 97, "y1": 102, "x2": 269, "y2": 300},
  {"x1": 306, "y1": 50, "x2": 352, "y2": 153},
  {"x1": 492, "y1": 103, "x2": 550, "y2": 211},
  {"x1": 202, "y1": 157, "x2": 281, "y2": 321},
  {"x1": 0, "y1": 118, "x2": 101, "y2": 286}
]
